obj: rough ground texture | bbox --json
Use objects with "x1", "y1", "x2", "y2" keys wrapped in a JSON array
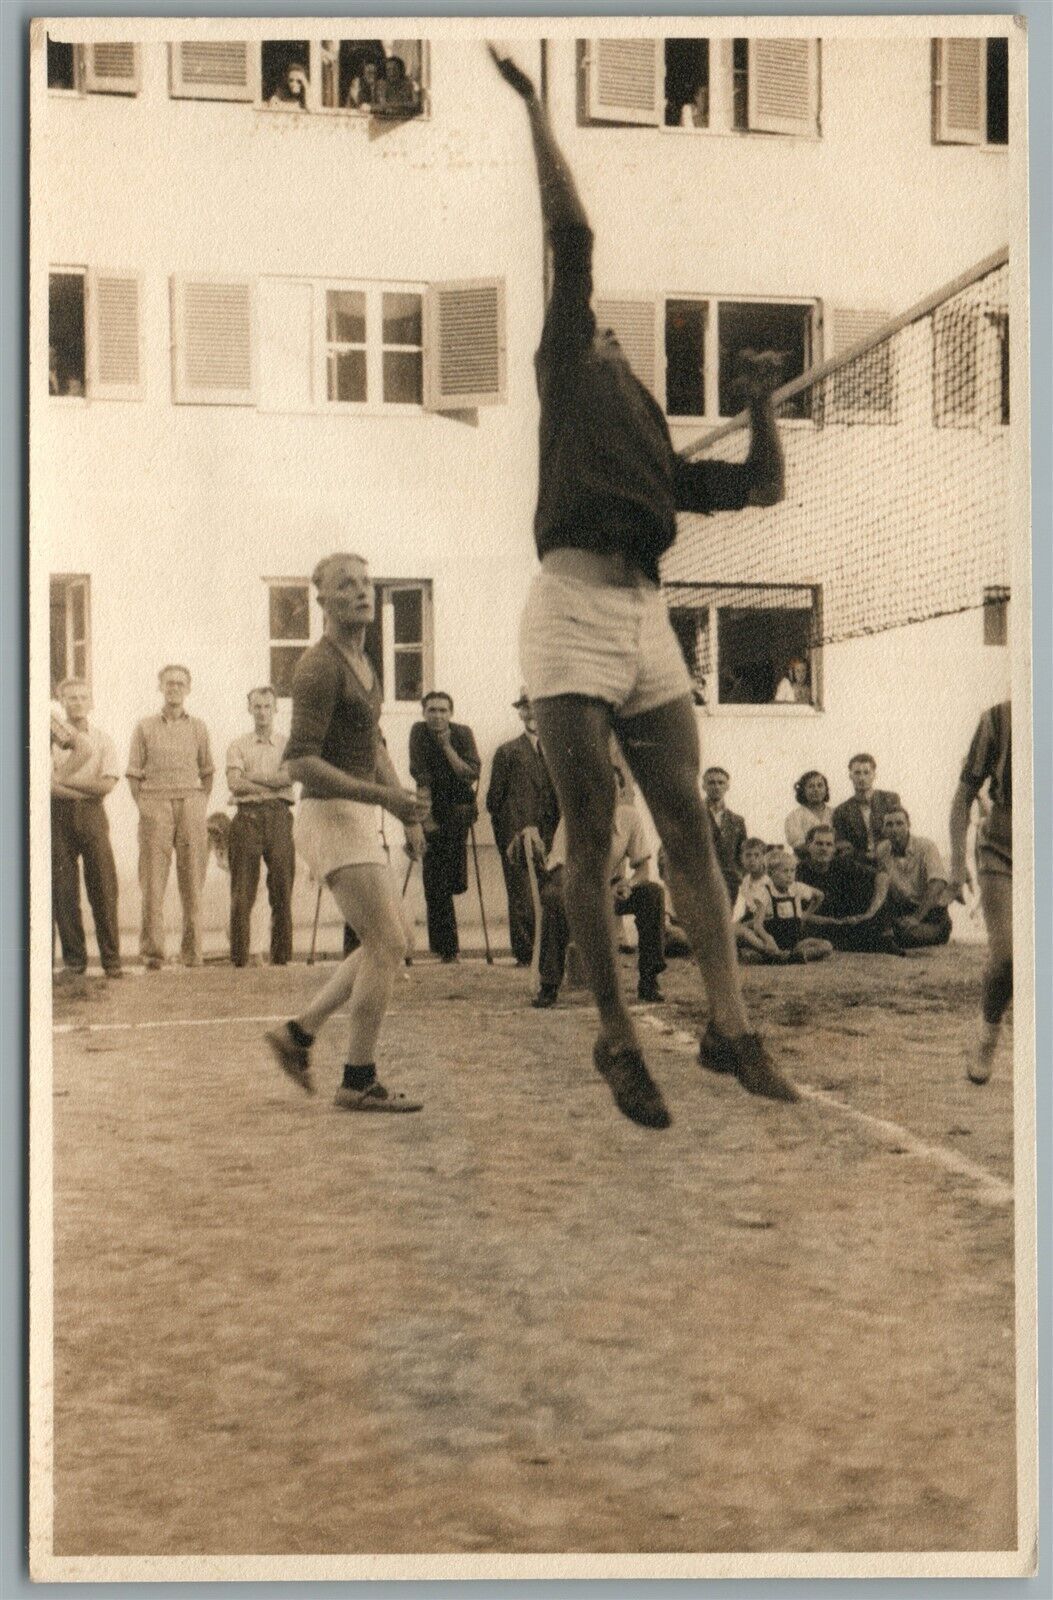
[{"x1": 49, "y1": 946, "x2": 1017, "y2": 1556}]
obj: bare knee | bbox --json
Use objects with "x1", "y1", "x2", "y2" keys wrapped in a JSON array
[{"x1": 363, "y1": 919, "x2": 408, "y2": 971}]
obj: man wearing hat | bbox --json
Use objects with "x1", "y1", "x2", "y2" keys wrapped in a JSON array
[{"x1": 486, "y1": 690, "x2": 561, "y2": 965}]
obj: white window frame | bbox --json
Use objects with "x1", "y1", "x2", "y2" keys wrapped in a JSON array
[
  {"x1": 47, "y1": 40, "x2": 141, "y2": 97},
  {"x1": 666, "y1": 583, "x2": 822, "y2": 715},
  {"x1": 660, "y1": 291, "x2": 818, "y2": 424},
  {"x1": 255, "y1": 39, "x2": 431, "y2": 118},
  {"x1": 265, "y1": 578, "x2": 318, "y2": 700},
  {"x1": 316, "y1": 279, "x2": 426, "y2": 416},
  {"x1": 373, "y1": 579, "x2": 434, "y2": 710},
  {"x1": 50, "y1": 574, "x2": 92, "y2": 693}
]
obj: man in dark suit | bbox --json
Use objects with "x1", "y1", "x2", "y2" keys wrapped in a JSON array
[
  {"x1": 486, "y1": 690, "x2": 560, "y2": 965},
  {"x1": 832, "y1": 753, "x2": 902, "y2": 861},
  {"x1": 702, "y1": 767, "x2": 747, "y2": 902},
  {"x1": 408, "y1": 691, "x2": 481, "y2": 962}
]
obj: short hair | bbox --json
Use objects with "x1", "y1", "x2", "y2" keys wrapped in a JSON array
[
  {"x1": 422, "y1": 690, "x2": 453, "y2": 711},
  {"x1": 158, "y1": 664, "x2": 191, "y2": 685},
  {"x1": 767, "y1": 848, "x2": 794, "y2": 868},
  {"x1": 805, "y1": 824, "x2": 836, "y2": 845},
  {"x1": 848, "y1": 752, "x2": 876, "y2": 770},
  {"x1": 738, "y1": 836, "x2": 767, "y2": 864},
  {"x1": 311, "y1": 551, "x2": 368, "y2": 589},
  {"x1": 884, "y1": 806, "x2": 910, "y2": 825},
  {"x1": 794, "y1": 769, "x2": 830, "y2": 805},
  {"x1": 56, "y1": 677, "x2": 88, "y2": 696},
  {"x1": 247, "y1": 686, "x2": 276, "y2": 704},
  {"x1": 703, "y1": 766, "x2": 730, "y2": 781}
]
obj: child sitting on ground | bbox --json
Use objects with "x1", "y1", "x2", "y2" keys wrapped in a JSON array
[
  {"x1": 732, "y1": 838, "x2": 780, "y2": 963},
  {"x1": 747, "y1": 848, "x2": 833, "y2": 964}
]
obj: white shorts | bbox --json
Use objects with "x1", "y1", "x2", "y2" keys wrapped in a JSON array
[
  {"x1": 519, "y1": 570, "x2": 691, "y2": 720},
  {"x1": 295, "y1": 798, "x2": 387, "y2": 883}
]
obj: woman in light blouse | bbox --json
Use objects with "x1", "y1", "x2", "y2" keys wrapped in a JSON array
[{"x1": 785, "y1": 770, "x2": 833, "y2": 856}]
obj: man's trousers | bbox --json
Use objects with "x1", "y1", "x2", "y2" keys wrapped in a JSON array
[
  {"x1": 539, "y1": 869, "x2": 665, "y2": 992},
  {"x1": 228, "y1": 802, "x2": 295, "y2": 966},
  {"x1": 137, "y1": 791, "x2": 209, "y2": 966},
  {"x1": 51, "y1": 797, "x2": 121, "y2": 974}
]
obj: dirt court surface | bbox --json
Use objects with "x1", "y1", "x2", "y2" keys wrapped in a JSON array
[{"x1": 49, "y1": 945, "x2": 1017, "y2": 1556}]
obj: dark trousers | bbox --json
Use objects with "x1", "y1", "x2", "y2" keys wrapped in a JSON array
[
  {"x1": 499, "y1": 849, "x2": 536, "y2": 965},
  {"x1": 228, "y1": 803, "x2": 295, "y2": 966},
  {"x1": 422, "y1": 817, "x2": 470, "y2": 959},
  {"x1": 891, "y1": 903, "x2": 953, "y2": 948},
  {"x1": 51, "y1": 798, "x2": 121, "y2": 973},
  {"x1": 539, "y1": 870, "x2": 665, "y2": 991}
]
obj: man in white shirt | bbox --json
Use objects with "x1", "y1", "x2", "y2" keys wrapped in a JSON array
[
  {"x1": 875, "y1": 807, "x2": 953, "y2": 948},
  {"x1": 533, "y1": 764, "x2": 665, "y2": 1008},
  {"x1": 225, "y1": 686, "x2": 297, "y2": 967},
  {"x1": 50, "y1": 678, "x2": 123, "y2": 977}
]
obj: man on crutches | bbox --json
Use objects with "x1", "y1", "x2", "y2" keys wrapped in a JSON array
[{"x1": 408, "y1": 691, "x2": 481, "y2": 964}]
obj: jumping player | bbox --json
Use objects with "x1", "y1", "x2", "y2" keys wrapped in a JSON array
[
  {"x1": 265, "y1": 552, "x2": 427, "y2": 1111},
  {"x1": 490, "y1": 48, "x2": 798, "y2": 1128},
  {"x1": 949, "y1": 700, "x2": 1012, "y2": 1084}
]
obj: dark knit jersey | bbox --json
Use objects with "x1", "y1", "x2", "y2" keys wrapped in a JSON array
[
  {"x1": 284, "y1": 637, "x2": 382, "y2": 796},
  {"x1": 533, "y1": 223, "x2": 751, "y2": 584}
]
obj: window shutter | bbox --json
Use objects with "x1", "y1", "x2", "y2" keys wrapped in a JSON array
[
  {"x1": 747, "y1": 39, "x2": 818, "y2": 136},
  {"x1": 82, "y1": 43, "x2": 140, "y2": 95},
  {"x1": 171, "y1": 276, "x2": 256, "y2": 405},
  {"x1": 423, "y1": 279, "x2": 506, "y2": 410},
  {"x1": 87, "y1": 271, "x2": 143, "y2": 400},
  {"x1": 585, "y1": 39, "x2": 662, "y2": 126},
  {"x1": 934, "y1": 38, "x2": 985, "y2": 145},
  {"x1": 826, "y1": 307, "x2": 894, "y2": 423},
  {"x1": 169, "y1": 41, "x2": 255, "y2": 101},
  {"x1": 594, "y1": 298, "x2": 658, "y2": 396}
]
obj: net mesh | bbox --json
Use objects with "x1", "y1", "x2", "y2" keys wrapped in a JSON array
[{"x1": 664, "y1": 254, "x2": 1011, "y2": 672}]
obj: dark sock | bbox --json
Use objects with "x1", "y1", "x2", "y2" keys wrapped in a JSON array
[
  {"x1": 288, "y1": 1020, "x2": 314, "y2": 1049},
  {"x1": 342, "y1": 1062, "x2": 377, "y2": 1091}
]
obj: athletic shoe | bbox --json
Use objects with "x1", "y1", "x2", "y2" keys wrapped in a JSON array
[
  {"x1": 699, "y1": 1025, "x2": 799, "y2": 1102},
  {"x1": 593, "y1": 1039, "x2": 671, "y2": 1130},
  {"x1": 532, "y1": 985, "x2": 559, "y2": 1009},
  {"x1": 637, "y1": 979, "x2": 664, "y2": 1004},
  {"x1": 969, "y1": 1026, "x2": 999, "y2": 1084},
  {"x1": 333, "y1": 1082, "x2": 422, "y2": 1114},
  {"x1": 265, "y1": 1023, "x2": 315, "y2": 1095}
]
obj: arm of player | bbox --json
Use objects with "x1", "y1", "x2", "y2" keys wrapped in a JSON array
[
  {"x1": 948, "y1": 780, "x2": 976, "y2": 898},
  {"x1": 673, "y1": 352, "x2": 785, "y2": 513},
  {"x1": 374, "y1": 742, "x2": 427, "y2": 857}
]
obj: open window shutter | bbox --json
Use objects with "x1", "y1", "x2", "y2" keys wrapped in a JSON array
[
  {"x1": 171, "y1": 276, "x2": 256, "y2": 405},
  {"x1": 826, "y1": 307, "x2": 894, "y2": 422},
  {"x1": 585, "y1": 39, "x2": 662, "y2": 126},
  {"x1": 170, "y1": 41, "x2": 254, "y2": 101},
  {"x1": 935, "y1": 38, "x2": 985, "y2": 145},
  {"x1": 747, "y1": 39, "x2": 817, "y2": 136},
  {"x1": 594, "y1": 298, "x2": 658, "y2": 397},
  {"x1": 423, "y1": 279, "x2": 506, "y2": 410},
  {"x1": 82, "y1": 43, "x2": 140, "y2": 95},
  {"x1": 87, "y1": 272, "x2": 143, "y2": 400}
]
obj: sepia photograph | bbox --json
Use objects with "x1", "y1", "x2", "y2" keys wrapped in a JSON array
[{"x1": 28, "y1": 14, "x2": 1036, "y2": 1581}]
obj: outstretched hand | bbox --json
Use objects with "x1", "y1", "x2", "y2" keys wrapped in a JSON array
[
  {"x1": 731, "y1": 348, "x2": 786, "y2": 403},
  {"x1": 487, "y1": 44, "x2": 537, "y2": 101}
]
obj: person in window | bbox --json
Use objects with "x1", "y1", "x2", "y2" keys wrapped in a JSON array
[
  {"x1": 832, "y1": 752, "x2": 902, "y2": 862},
  {"x1": 374, "y1": 54, "x2": 421, "y2": 116},
  {"x1": 874, "y1": 807, "x2": 952, "y2": 950},
  {"x1": 408, "y1": 692, "x2": 481, "y2": 963},
  {"x1": 491, "y1": 46, "x2": 796, "y2": 1128},
  {"x1": 774, "y1": 656, "x2": 811, "y2": 704},
  {"x1": 267, "y1": 61, "x2": 308, "y2": 109},
  {"x1": 346, "y1": 58, "x2": 380, "y2": 107},
  {"x1": 784, "y1": 769, "x2": 834, "y2": 857}
]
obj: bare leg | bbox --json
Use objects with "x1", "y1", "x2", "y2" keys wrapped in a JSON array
[
  {"x1": 298, "y1": 864, "x2": 406, "y2": 1064},
  {"x1": 973, "y1": 870, "x2": 1013, "y2": 1082}
]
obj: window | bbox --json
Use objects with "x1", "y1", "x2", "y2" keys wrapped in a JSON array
[
  {"x1": 267, "y1": 578, "x2": 431, "y2": 703},
  {"x1": 50, "y1": 268, "x2": 143, "y2": 401},
  {"x1": 169, "y1": 39, "x2": 427, "y2": 115},
  {"x1": 658, "y1": 295, "x2": 815, "y2": 420},
  {"x1": 583, "y1": 37, "x2": 819, "y2": 137},
  {"x1": 666, "y1": 583, "x2": 820, "y2": 708},
  {"x1": 268, "y1": 583, "x2": 311, "y2": 697},
  {"x1": 50, "y1": 576, "x2": 91, "y2": 692},
  {"x1": 49, "y1": 272, "x2": 86, "y2": 396},
  {"x1": 983, "y1": 586, "x2": 1009, "y2": 647},
  {"x1": 933, "y1": 38, "x2": 1008, "y2": 146},
  {"x1": 47, "y1": 37, "x2": 140, "y2": 95},
  {"x1": 261, "y1": 40, "x2": 310, "y2": 108},
  {"x1": 324, "y1": 285, "x2": 422, "y2": 407}
]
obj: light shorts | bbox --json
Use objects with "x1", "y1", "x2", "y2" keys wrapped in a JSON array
[
  {"x1": 977, "y1": 808, "x2": 1012, "y2": 878},
  {"x1": 519, "y1": 570, "x2": 691, "y2": 720},
  {"x1": 295, "y1": 798, "x2": 387, "y2": 883}
]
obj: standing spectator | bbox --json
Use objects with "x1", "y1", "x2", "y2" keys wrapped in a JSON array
[
  {"x1": 50, "y1": 678, "x2": 123, "y2": 978},
  {"x1": 875, "y1": 808, "x2": 952, "y2": 949},
  {"x1": 797, "y1": 824, "x2": 899, "y2": 954},
  {"x1": 127, "y1": 665, "x2": 213, "y2": 969},
  {"x1": 486, "y1": 689, "x2": 560, "y2": 966},
  {"x1": 409, "y1": 692, "x2": 481, "y2": 963},
  {"x1": 702, "y1": 766, "x2": 747, "y2": 900},
  {"x1": 226, "y1": 687, "x2": 297, "y2": 968},
  {"x1": 784, "y1": 770, "x2": 834, "y2": 856},
  {"x1": 832, "y1": 753, "x2": 901, "y2": 861}
]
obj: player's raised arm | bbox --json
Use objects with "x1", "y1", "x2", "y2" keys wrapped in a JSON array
[{"x1": 673, "y1": 351, "x2": 786, "y2": 512}]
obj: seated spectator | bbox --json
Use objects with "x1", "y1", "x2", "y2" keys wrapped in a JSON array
[
  {"x1": 774, "y1": 657, "x2": 812, "y2": 704},
  {"x1": 875, "y1": 808, "x2": 953, "y2": 949},
  {"x1": 797, "y1": 824, "x2": 901, "y2": 954},
  {"x1": 655, "y1": 845, "x2": 691, "y2": 958},
  {"x1": 374, "y1": 54, "x2": 421, "y2": 115},
  {"x1": 785, "y1": 770, "x2": 834, "y2": 856},
  {"x1": 740, "y1": 848, "x2": 833, "y2": 965},
  {"x1": 832, "y1": 753, "x2": 902, "y2": 861},
  {"x1": 267, "y1": 61, "x2": 308, "y2": 108},
  {"x1": 533, "y1": 765, "x2": 665, "y2": 1008},
  {"x1": 702, "y1": 766, "x2": 747, "y2": 901}
]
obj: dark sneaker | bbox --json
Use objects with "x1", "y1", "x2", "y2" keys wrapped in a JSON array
[
  {"x1": 333, "y1": 1082, "x2": 422, "y2": 1114},
  {"x1": 700, "y1": 1026, "x2": 799, "y2": 1102},
  {"x1": 265, "y1": 1023, "x2": 315, "y2": 1095},
  {"x1": 637, "y1": 980, "x2": 664, "y2": 1004},
  {"x1": 593, "y1": 1039, "x2": 671, "y2": 1130},
  {"x1": 968, "y1": 1027, "x2": 999, "y2": 1084},
  {"x1": 532, "y1": 984, "x2": 559, "y2": 1009}
]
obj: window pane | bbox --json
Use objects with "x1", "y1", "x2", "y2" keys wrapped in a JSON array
[
  {"x1": 70, "y1": 581, "x2": 86, "y2": 641},
  {"x1": 47, "y1": 38, "x2": 76, "y2": 90},
  {"x1": 394, "y1": 649, "x2": 424, "y2": 702},
  {"x1": 269, "y1": 585, "x2": 309, "y2": 641},
  {"x1": 382, "y1": 293, "x2": 422, "y2": 346},
  {"x1": 718, "y1": 301, "x2": 811, "y2": 419},
  {"x1": 732, "y1": 38, "x2": 749, "y2": 129},
  {"x1": 717, "y1": 605, "x2": 813, "y2": 705},
  {"x1": 261, "y1": 41, "x2": 309, "y2": 106},
  {"x1": 665, "y1": 300, "x2": 707, "y2": 417},
  {"x1": 270, "y1": 645, "x2": 306, "y2": 698},
  {"x1": 364, "y1": 600, "x2": 384, "y2": 697},
  {"x1": 664, "y1": 39, "x2": 709, "y2": 128},
  {"x1": 328, "y1": 349, "x2": 367, "y2": 403},
  {"x1": 326, "y1": 290, "x2": 366, "y2": 344},
  {"x1": 49, "y1": 272, "x2": 86, "y2": 396},
  {"x1": 668, "y1": 608, "x2": 711, "y2": 704},
  {"x1": 391, "y1": 586, "x2": 423, "y2": 644},
  {"x1": 50, "y1": 582, "x2": 68, "y2": 689},
  {"x1": 986, "y1": 38, "x2": 1008, "y2": 145},
  {"x1": 382, "y1": 350, "x2": 423, "y2": 405}
]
